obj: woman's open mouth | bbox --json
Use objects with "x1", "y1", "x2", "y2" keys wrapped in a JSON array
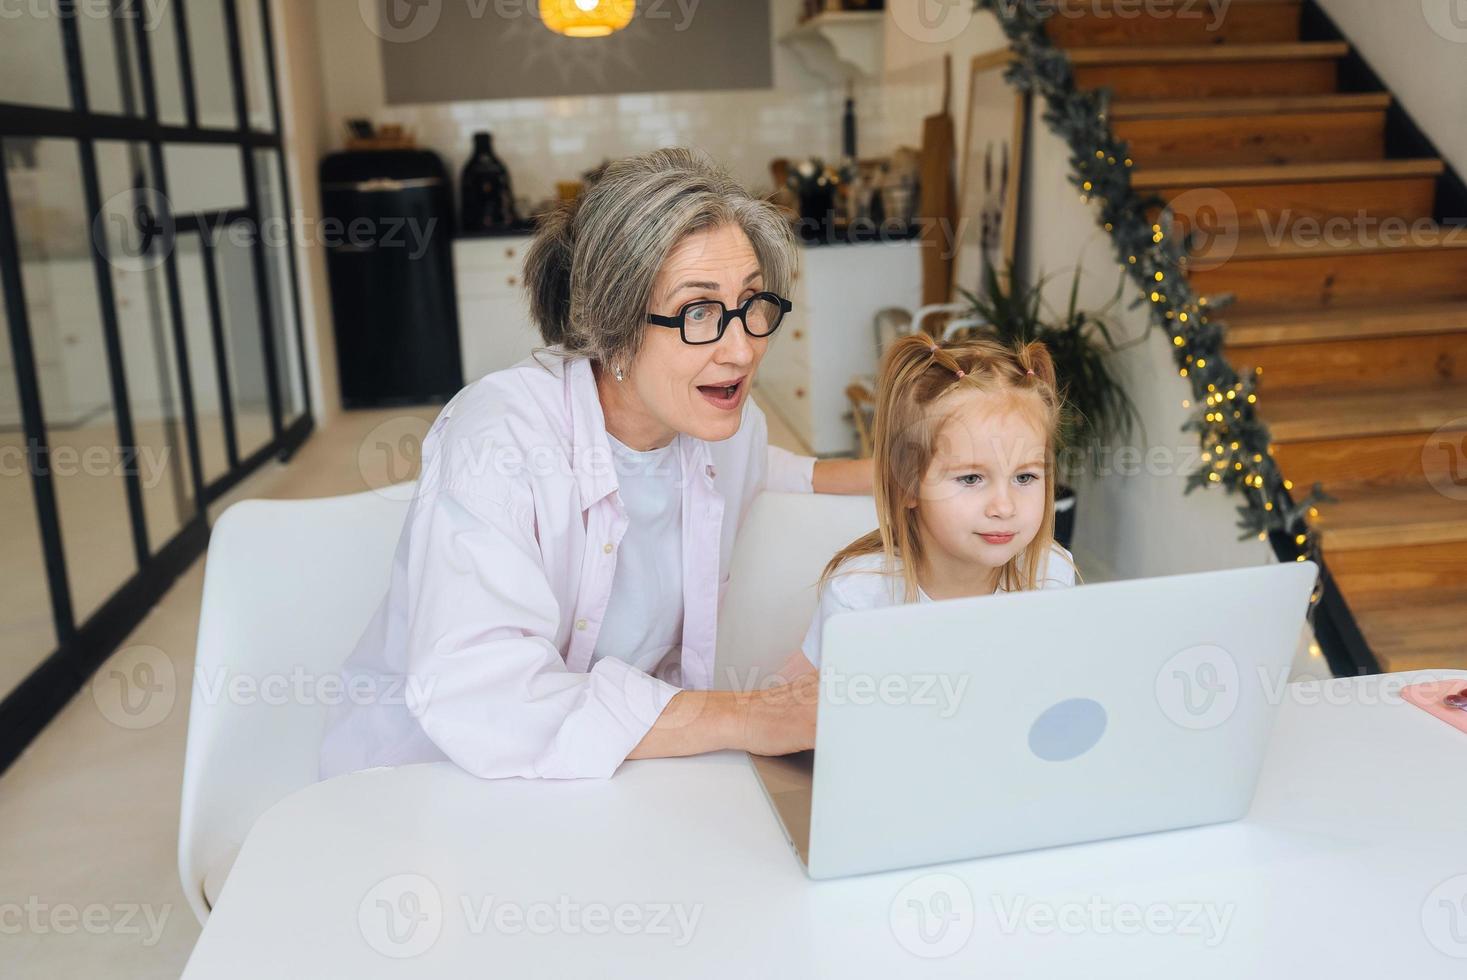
[{"x1": 697, "y1": 377, "x2": 746, "y2": 411}]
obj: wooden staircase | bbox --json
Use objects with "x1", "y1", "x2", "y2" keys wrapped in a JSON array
[{"x1": 1048, "y1": 0, "x2": 1467, "y2": 672}]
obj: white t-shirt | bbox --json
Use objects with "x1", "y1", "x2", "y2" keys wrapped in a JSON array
[
  {"x1": 590, "y1": 433, "x2": 685, "y2": 681},
  {"x1": 800, "y1": 543, "x2": 1078, "y2": 668}
]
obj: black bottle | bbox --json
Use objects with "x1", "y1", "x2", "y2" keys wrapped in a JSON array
[{"x1": 460, "y1": 131, "x2": 518, "y2": 233}]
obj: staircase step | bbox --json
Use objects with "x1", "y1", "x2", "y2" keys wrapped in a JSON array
[
  {"x1": 1046, "y1": 0, "x2": 1301, "y2": 48},
  {"x1": 1189, "y1": 234, "x2": 1467, "y2": 314},
  {"x1": 1072, "y1": 42, "x2": 1344, "y2": 99},
  {"x1": 1263, "y1": 382, "x2": 1467, "y2": 443},
  {"x1": 1329, "y1": 540, "x2": 1467, "y2": 606},
  {"x1": 1224, "y1": 227, "x2": 1467, "y2": 260},
  {"x1": 1274, "y1": 428, "x2": 1467, "y2": 494},
  {"x1": 1111, "y1": 92, "x2": 1390, "y2": 120},
  {"x1": 1313, "y1": 483, "x2": 1467, "y2": 551},
  {"x1": 1222, "y1": 302, "x2": 1467, "y2": 346},
  {"x1": 1166, "y1": 178, "x2": 1436, "y2": 234},
  {"x1": 1067, "y1": 40, "x2": 1349, "y2": 65},
  {"x1": 1132, "y1": 158, "x2": 1445, "y2": 190},
  {"x1": 1228, "y1": 329, "x2": 1467, "y2": 391},
  {"x1": 1350, "y1": 591, "x2": 1467, "y2": 673},
  {"x1": 1142, "y1": 162, "x2": 1439, "y2": 234},
  {"x1": 1114, "y1": 104, "x2": 1386, "y2": 168}
]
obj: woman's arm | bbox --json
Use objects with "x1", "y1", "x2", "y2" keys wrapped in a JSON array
[
  {"x1": 812, "y1": 457, "x2": 874, "y2": 495},
  {"x1": 626, "y1": 673, "x2": 819, "y2": 760},
  {"x1": 403, "y1": 485, "x2": 686, "y2": 779}
]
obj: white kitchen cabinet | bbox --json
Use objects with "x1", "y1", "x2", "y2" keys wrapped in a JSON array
[
  {"x1": 452, "y1": 235, "x2": 540, "y2": 383},
  {"x1": 757, "y1": 238, "x2": 922, "y2": 456}
]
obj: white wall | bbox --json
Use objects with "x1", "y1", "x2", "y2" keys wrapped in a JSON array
[
  {"x1": 1019, "y1": 109, "x2": 1278, "y2": 585},
  {"x1": 1315, "y1": 0, "x2": 1467, "y2": 178},
  {"x1": 271, "y1": 0, "x2": 340, "y2": 425},
  {"x1": 878, "y1": 2, "x2": 1008, "y2": 153}
]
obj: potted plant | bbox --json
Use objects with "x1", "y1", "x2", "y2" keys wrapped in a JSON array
[{"x1": 952, "y1": 265, "x2": 1144, "y2": 549}]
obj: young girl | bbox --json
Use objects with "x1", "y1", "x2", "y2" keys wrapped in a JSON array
[{"x1": 790, "y1": 334, "x2": 1080, "y2": 674}]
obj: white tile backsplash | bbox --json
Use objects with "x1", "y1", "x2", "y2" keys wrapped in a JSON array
[{"x1": 373, "y1": 72, "x2": 941, "y2": 207}]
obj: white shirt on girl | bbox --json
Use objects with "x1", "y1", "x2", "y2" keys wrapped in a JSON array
[{"x1": 800, "y1": 543, "x2": 1078, "y2": 668}]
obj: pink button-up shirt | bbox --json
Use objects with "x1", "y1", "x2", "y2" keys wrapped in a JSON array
[{"x1": 319, "y1": 353, "x2": 815, "y2": 780}]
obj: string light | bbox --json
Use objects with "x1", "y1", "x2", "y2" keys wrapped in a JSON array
[{"x1": 982, "y1": 3, "x2": 1327, "y2": 589}]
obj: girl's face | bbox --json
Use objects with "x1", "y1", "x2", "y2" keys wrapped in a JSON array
[{"x1": 911, "y1": 388, "x2": 1050, "y2": 576}]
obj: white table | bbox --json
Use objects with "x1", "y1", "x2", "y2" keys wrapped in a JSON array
[{"x1": 183, "y1": 671, "x2": 1467, "y2": 978}]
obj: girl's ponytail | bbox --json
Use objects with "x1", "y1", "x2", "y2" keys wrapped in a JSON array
[{"x1": 1018, "y1": 340, "x2": 1059, "y2": 393}]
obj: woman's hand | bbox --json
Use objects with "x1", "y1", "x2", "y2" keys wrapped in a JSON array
[
  {"x1": 627, "y1": 672, "x2": 819, "y2": 760},
  {"x1": 737, "y1": 672, "x2": 819, "y2": 757}
]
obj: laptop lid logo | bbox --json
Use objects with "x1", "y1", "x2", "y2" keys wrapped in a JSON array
[{"x1": 1028, "y1": 698, "x2": 1108, "y2": 762}]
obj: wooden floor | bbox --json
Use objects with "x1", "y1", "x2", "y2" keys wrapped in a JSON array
[{"x1": 1051, "y1": 0, "x2": 1467, "y2": 672}]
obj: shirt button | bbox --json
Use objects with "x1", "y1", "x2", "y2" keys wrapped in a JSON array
[
  {"x1": 603, "y1": 543, "x2": 613, "y2": 554},
  {"x1": 575, "y1": 619, "x2": 588, "y2": 631}
]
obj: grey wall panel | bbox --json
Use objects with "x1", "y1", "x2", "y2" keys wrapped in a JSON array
[{"x1": 380, "y1": 0, "x2": 773, "y2": 104}]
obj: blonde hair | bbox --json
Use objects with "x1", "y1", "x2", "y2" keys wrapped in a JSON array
[{"x1": 823, "y1": 334, "x2": 1079, "y2": 601}]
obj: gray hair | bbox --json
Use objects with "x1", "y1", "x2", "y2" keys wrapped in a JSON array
[{"x1": 522, "y1": 147, "x2": 799, "y2": 370}]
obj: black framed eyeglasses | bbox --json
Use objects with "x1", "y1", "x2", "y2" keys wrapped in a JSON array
[{"x1": 646, "y1": 292, "x2": 794, "y2": 345}]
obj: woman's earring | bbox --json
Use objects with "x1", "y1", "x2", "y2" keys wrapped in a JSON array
[{"x1": 614, "y1": 365, "x2": 625, "y2": 382}]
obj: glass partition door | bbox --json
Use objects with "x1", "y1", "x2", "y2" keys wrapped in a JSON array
[{"x1": 0, "y1": 0, "x2": 311, "y2": 771}]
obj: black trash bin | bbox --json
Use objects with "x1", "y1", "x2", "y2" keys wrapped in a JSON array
[{"x1": 320, "y1": 149, "x2": 463, "y2": 407}]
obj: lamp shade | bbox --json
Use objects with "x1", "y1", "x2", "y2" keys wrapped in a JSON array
[{"x1": 540, "y1": 0, "x2": 635, "y2": 37}]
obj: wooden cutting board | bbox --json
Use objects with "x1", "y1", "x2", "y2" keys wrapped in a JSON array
[{"x1": 919, "y1": 53, "x2": 957, "y2": 314}]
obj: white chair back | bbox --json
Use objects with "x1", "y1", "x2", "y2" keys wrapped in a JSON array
[
  {"x1": 177, "y1": 488, "x2": 410, "y2": 924},
  {"x1": 715, "y1": 492, "x2": 878, "y2": 690}
]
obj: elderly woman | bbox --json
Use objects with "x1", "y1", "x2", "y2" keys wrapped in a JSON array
[{"x1": 320, "y1": 148, "x2": 871, "y2": 780}]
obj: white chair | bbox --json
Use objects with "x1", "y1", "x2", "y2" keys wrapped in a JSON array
[
  {"x1": 177, "y1": 487, "x2": 411, "y2": 925},
  {"x1": 715, "y1": 492, "x2": 878, "y2": 690}
]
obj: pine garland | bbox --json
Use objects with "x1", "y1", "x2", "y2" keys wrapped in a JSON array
[{"x1": 977, "y1": 0, "x2": 1331, "y2": 579}]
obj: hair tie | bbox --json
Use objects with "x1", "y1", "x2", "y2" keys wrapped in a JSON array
[
  {"x1": 1026, "y1": 369, "x2": 1036, "y2": 376},
  {"x1": 955, "y1": 370, "x2": 966, "y2": 379}
]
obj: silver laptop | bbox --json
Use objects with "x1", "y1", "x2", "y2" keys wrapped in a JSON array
[{"x1": 749, "y1": 561, "x2": 1320, "y2": 879}]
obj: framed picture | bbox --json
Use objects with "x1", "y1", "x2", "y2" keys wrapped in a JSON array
[{"x1": 954, "y1": 50, "x2": 1028, "y2": 301}]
